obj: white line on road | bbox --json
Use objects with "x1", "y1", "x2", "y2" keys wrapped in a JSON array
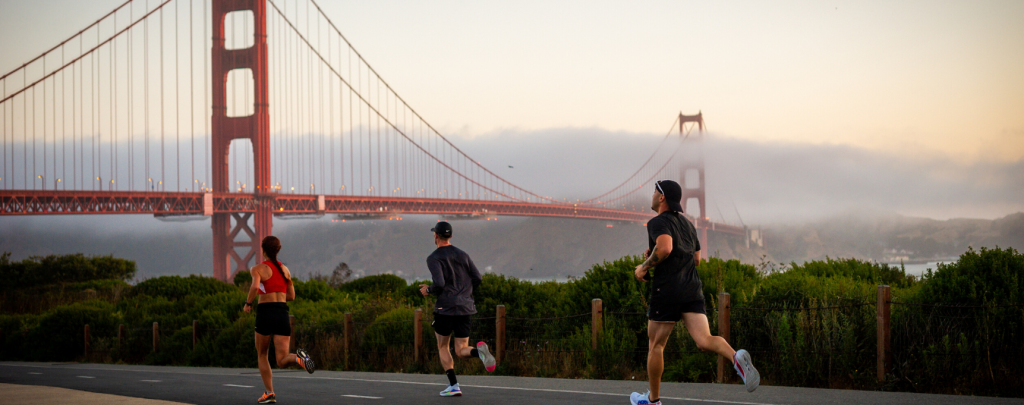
[
  {"x1": 276, "y1": 375, "x2": 779, "y2": 405},
  {"x1": 28, "y1": 372, "x2": 42, "y2": 375},
  {"x1": 1, "y1": 364, "x2": 777, "y2": 405},
  {"x1": 140, "y1": 380, "x2": 162, "y2": 382},
  {"x1": 77, "y1": 376, "x2": 95, "y2": 379},
  {"x1": 342, "y1": 394, "x2": 384, "y2": 399}
]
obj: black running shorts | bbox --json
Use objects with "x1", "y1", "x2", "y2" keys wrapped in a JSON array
[
  {"x1": 255, "y1": 302, "x2": 292, "y2": 336},
  {"x1": 648, "y1": 298, "x2": 706, "y2": 323},
  {"x1": 432, "y1": 313, "x2": 472, "y2": 338}
]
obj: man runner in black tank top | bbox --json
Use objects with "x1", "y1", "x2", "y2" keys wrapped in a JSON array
[{"x1": 628, "y1": 180, "x2": 759, "y2": 405}]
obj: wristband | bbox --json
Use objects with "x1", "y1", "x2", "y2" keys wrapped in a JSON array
[{"x1": 244, "y1": 301, "x2": 253, "y2": 307}]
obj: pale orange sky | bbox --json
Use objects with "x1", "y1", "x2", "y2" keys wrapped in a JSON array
[{"x1": 1, "y1": 0, "x2": 1022, "y2": 162}]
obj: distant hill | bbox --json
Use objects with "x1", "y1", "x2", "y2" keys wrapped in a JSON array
[
  {"x1": 751, "y1": 212, "x2": 1024, "y2": 264},
  {"x1": 1, "y1": 212, "x2": 1021, "y2": 280}
]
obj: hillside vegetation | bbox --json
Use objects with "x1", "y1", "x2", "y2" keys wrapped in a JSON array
[{"x1": 1, "y1": 247, "x2": 1021, "y2": 397}]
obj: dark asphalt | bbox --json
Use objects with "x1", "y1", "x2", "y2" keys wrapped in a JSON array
[{"x1": 1, "y1": 362, "x2": 1020, "y2": 405}]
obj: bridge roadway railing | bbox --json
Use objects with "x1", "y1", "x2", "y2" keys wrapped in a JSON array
[
  {"x1": 0, "y1": 190, "x2": 755, "y2": 232},
  {"x1": 0, "y1": 190, "x2": 651, "y2": 222}
]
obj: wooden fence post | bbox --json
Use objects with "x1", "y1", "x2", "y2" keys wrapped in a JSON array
[
  {"x1": 592, "y1": 298, "x2": 603, "y2": 351},
  {"x1": 192, "y1": 320, "x2": 198, "y2": 351},
  {"x1": 414, "y1": 308, "x2": 423, "y2": 364},
  {"x1": 877, "y1": 285, "x2": 891, "y2": 382},
  {"x1": 152, "y1": 322, "x2": 159, "y2": 353},
  {"x1": 496, "y1": 305, "x2": 505, "y2": 365},
  {"x1": 716, "y1": 292, "x2": 731, "y2": 383},
  {"x1": 84, "y1": 324, "x2": 90, "y2": 357},
  {"x1": 344, "y1": 312, "x2": 353, "y2": 370},
  {"x1": 289, "y1": 315, "x2": 296, "y2": 352},
  {"x1": 118, "y1": 324, "x2": 125, "y2": 350}
]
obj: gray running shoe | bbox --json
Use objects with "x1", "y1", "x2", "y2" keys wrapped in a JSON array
[
  {"x1": 733, "y1": 349, "x2": 760, "y2": 392},
  {"x1": 440, "y1": 383, "x2": 462, "y2": 396},
  {"x1": 477, "y1": 341, "x2": 496, "y2": 372}
]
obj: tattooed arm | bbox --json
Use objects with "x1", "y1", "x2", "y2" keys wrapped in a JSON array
[{"x1": 635, "y1": 234, "x2": 673, "y2": 282}]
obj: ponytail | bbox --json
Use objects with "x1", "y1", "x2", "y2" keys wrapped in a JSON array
[
  {"x1": 266, "y1": 252, "x2": 287, "y2": 282},
  {"x1": 261, "y1": 236, "x2": 289, "y2": 283}
]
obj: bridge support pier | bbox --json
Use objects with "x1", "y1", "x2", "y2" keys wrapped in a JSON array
[
  {"x1": 211, "y1": 0, "x2": 271, "y2": 281},
  {"x1": 678, "y1": 112, "x2": 709, "y2": 258}
]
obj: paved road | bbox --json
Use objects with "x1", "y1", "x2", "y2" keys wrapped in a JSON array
[{"x1": 1, "y1": 362, "x2": 1020, "y2": 405}]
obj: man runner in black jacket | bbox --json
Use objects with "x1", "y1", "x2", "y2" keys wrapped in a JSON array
[
  {"x1": 629, "y1": 180, "x2": 759, "y2": 405},
  {"x1": 419, "y1": 221, "x2": 496, "y2": 397}
]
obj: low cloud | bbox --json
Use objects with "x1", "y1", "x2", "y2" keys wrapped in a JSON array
[{"x1": 452, "y1": 128, "x2": 1024, "y2": 224}]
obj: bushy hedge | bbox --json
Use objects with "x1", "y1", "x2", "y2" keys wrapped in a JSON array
[
  {"x1": 339, "y1": 274, "x2": 407, "y2": 296},
  {"x1": 131, "y1": 275, "x2": 237, "y2": 300},
  {"x1": 1, "y1": 248, "x2": 1020, "y2": 397},
  {"x1": 27, "y1": 300, "x2": 120, "y2": 361},
  {"x1": 918, "y1": 246, "x2": 1022, "y2": 305},
  {"x1": 2, "y1": 252, "x2": 135, "y2": 291}
]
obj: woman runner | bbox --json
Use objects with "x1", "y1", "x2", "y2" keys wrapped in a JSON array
[{"x1": 244, "y1": 236, "x2": 315, "y2": 404}]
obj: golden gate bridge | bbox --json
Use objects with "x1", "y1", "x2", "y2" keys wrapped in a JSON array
[{"x1": 0, "y1": 0, "x2": 745, "y2": 281}]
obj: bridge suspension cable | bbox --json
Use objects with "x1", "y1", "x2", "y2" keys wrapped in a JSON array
[{"x1": 1, "y1": 0, "x2": 699, "y2": 217}]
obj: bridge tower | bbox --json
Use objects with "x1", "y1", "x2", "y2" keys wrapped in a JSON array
[
  {"x1": 211, "y1": 0, "x2": 272, "y2": 281},
  {"x1": 678, "y1": 112, "x2": 708, "y2": 258}
]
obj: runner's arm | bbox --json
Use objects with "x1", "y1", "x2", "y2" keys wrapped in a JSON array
[
  {"x1": 284, "y1": 266, "x2": 296, "y2": 301},
  {"x1": 245, "y1": 266, "x2": 262, "y2": 309},
  {"x1": 426, "y1": 258, "x2": 445, "y2": 296},
  {"x1": 641, "y1": 234, "x2": 673, "y2": 271},
  {"x1": 695, "y1": 250, "x2": 701, "y2": 266},
  {"x1": 467, "y1": 256, "x2": 482, "y2": 289}
]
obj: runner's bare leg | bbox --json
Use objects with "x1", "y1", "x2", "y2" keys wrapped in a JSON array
[{"x1": 647, "y1": 320, "x2": 674, "y2": 401}]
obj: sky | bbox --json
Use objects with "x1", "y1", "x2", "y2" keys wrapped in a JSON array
[{"x1": 0, "y1": 0, "x2": 1022, "y2": 221}]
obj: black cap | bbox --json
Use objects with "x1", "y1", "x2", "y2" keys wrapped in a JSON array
[
  {"x1": 655, "y1": 180, "x2": 684, "y2": 212},
  {"x1": 431, "y1": 221, "x2": 453, "y2": 238}
]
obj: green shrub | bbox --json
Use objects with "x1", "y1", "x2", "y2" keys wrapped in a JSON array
[
  {"x1": 131, "y1": 275, "x2": 236, "y2": 301},
  {"x1": 362, "y1": 308, "x2": 420, "y2": 351},
  {"x1": 294, "y1": 279, "x2": 333, "y2": 302},
  {"x1": 1, "y1": 252, "x2": 136, "y2": 291},
  {"x1": 916, "y1": 246, "x2": 1022, "y2": 305},
  {"x1": 340, "y1": 274, "x2": 407, "y2": 296},
  {"x1": 233, "y1": 270, "x2": 252, "y2": 287},
  {"x1": 26, "y1": 300, "x2": 120, "y2": 361}
]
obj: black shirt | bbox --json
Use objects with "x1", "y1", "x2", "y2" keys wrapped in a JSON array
[
  {"x1": 426, "y1": 245, "x2": 482, "y2": 316},
  {"x1": 647, "y1": 211, "x2": 703, "y2": 305}
]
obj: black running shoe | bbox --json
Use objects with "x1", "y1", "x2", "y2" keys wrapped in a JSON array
[{"x1": 296, "y1": 348, "x2": 316, "y2": 374}]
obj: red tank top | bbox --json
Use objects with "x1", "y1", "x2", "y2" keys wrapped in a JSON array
[{"x1": 258, "y1": 260, "x2": 288, "y2": 295}]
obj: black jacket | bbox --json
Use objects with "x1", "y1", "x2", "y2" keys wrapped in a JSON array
[{"x1": 426, "y1": 245, "x2": 482, "y2": 316}]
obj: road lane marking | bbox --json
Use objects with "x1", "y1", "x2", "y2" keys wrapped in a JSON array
[
  {"x1": 223, "y1": 384, "x2": 254, "y2": 388},
  {"x1": 276, "y1": 375, "x2": 779, "y2": 405},
  {"x1": 140, "y1": 380, "x2": 162, "y2": 382},
  {"x1": 77, "y1": 376, "x2": 95, "y2": 379},
  {"x1": 28, "y1": 372, "x2": 42, "y2": 375},
  {"x1": 343, "y1": 395, "x2": 383, "y2": 399},
  {"x1": 1, "y1": 364, "x2": 777, "y2": 405}
]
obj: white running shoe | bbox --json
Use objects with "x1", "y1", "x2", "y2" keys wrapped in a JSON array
[
  {"x1": 629, "y1": 391, "x2": 661, "y2": 405},
  {"x1": 439, "y1": 383, "x2": 462, "y2": 397},
  {"x1": 477, "y1": 341, "x2": 496, "y2": 372},
  {"x1": 733, "y1": 349, "x2": 760, "y2": 392}
]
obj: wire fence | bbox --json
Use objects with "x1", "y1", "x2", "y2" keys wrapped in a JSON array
[
  {"x1": 889, "y1": 301, "x2": 1024, "y2": 393},
  {"x1": 730, "y1": 301, "x2": 876, "y2": 388}
]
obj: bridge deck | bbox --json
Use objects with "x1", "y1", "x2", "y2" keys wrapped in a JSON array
[{"x1": 0, "y1": 190, "x2": 746, "y2": 235}]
